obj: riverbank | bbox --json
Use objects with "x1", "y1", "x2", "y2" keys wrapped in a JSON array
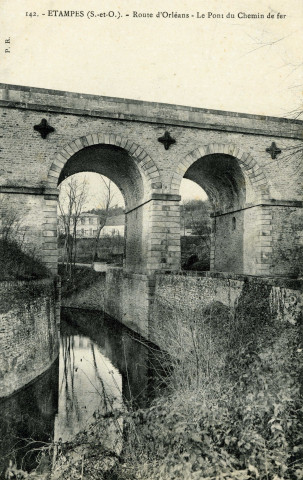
[
  {"x1": 0, "y1": 239, "x2": 49, "y2": 281},
  {"x1": 56, "y1": 267, "x2": 303, "y2": 479},
  {"x1": 14, "y1": 267, "x2": 302, "y2": 480},
  {"x1": 110, "y1": 286, "x2": 303, "y2": 480},
  {"x1": 27, "y1": 297, "x2": 303, "y2": 479},
  {"x1": 0, "y1": 278, "x2": 59, "y2": 398}
]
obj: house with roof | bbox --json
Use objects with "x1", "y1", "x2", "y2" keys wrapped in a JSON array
[{"x1": 58, "y1": 213, "x2": 125, "y2": 238}]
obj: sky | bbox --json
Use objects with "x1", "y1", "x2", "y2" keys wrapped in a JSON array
[
  {"x1": 1, "y1": 0, "x2": 302, "y2": 116},
  {"x1": 60, "y1": 173, "x2": 207, "y2": 210},
  {"x1": 1, "y1": 0, "x2": 302, "y2": 206}
]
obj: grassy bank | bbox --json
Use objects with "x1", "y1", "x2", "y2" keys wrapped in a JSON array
[
  {"x1": 0, "y1": 239, "x2": 49, "y2": 280},
  {"x1": 110, "y1": 291, "x2": 303, "y2": 480},
  {"x1": 45, "y1": 295, "x2": 302, "y2": 480},
  {"x1": 58, "y1": 264, "x2": 104, "y2": 297}
]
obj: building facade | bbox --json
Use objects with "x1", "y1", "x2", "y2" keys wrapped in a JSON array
[{"x1": 58, "y1": 213, "x2": 125, "y2": 239}]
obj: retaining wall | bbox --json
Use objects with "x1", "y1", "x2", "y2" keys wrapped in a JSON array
[
  {"x1": 150, "y1": 272, "x2": 302, "y2": 350},
  {"x1": 61, "y1": 269, "x2": 302, "y2": 349},
  {"x1": 61, "y1": 268, "x2": 152, "y2": 337},
  {"x1": 0, "y1": 278, "x2": 59, "y2": 397}
]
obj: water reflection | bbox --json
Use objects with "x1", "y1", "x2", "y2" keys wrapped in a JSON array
[
  {"x1": 0, "y1": 360, "x2": 58, "y2": 475},
  {"x1": 61, "y1": 308, "x2": 165, "y2": 409},
  {"x1": 55, "y1": 324, "x2": 122, "y2": 443},
  {"x1": 0, "y1": 308, "x2": 165, "y2": 476}
]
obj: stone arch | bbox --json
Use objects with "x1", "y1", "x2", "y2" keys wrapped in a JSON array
[
  {"x1": 172, "y1": 143, "x2": 270, "y2": 206},
  {"x1": 47, "y1": 133, "x2": 162, "y2": 203},
  {"x1": 174, "y1": 143, "x2": 271, "y2": 275},
  {"x1": 43, "y1": 133, "x2": 161, "y2": 274}
]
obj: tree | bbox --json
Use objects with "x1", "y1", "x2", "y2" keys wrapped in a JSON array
[
  {"x1": 58, "y1": 176, "x2": 88, "y2": 275},
  {"x1": 0, "y1": 195, "x2": 48, "y2": 279},
  {"x1": 0, "y1": 194, "x2": 26, "y2": 243},
  {"x1": 182, "y1": 199, "x2": 211, "y2": 235},
  {"x1": 91, "y1": 176, "x2": 115, "y2": 265}
]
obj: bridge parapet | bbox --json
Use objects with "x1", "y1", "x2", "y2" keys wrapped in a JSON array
[{"x1": 1, "y1": 83, "x2": 302, "y2": 140}]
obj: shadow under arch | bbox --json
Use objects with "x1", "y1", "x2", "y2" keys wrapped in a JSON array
[
  {"x1": 45, "y1": 134, "x2": 161, "y2": 273},
  {"x1": 47, "y1": 133, "x2": 161, "y2": 208},
  {"x1": 183, "y1": 153, "x2": 246, "y2": 212},
  {"x1": 175, "y1": 143, "x2": 270, "y2": 274},
  {"x1": 57, "y1": 144, "x2": 144, "y2": 211},
  {"x1": 173, "y1": 143, "x2": 269, "y2": 206}
]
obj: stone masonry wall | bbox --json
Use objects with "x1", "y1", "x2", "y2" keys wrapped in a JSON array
[
  {"x1": 150, "y1": 272, "x2": 302, "y2": 350},
  {"x1": 125, "y1": 205, "x2": 144, "y2": 272},
  {"x1": 243, "y1": 207, "x2": 260, "y2": 275},
  {"x1": 62, "y1": 268, "x2": 152, "y2": 337},
  {"x1": 1, "y1": 85, "x2": 301, "y2": 202},
  {"x1": 214, "y1": 211, "x2": 244, "y2": 273},
  {"x1": 270, "y1": 206, "x2": 303, "y2": 277},
  {"x1": 0, "y1": 278, "x2": 59, "y2": 398},
  {"x1": 62, "y1": 268, "x2": 301, "y2": 352}
]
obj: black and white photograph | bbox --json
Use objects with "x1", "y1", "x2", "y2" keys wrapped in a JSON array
[{"x1": 0, "y1": 1, "x2": 302, "y2": 478}]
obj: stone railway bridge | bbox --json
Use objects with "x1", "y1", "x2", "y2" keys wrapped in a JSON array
[{"x1": 0, "y1": 83, "x2": 302, "y2": 339}]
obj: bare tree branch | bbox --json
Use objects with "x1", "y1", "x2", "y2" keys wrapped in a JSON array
[
  {"x1": 58, "y1": 176, "x2": 88, "y2": 275},
  {"x1": 91, "y1": 176, "x2": 115, "y2": 266}
]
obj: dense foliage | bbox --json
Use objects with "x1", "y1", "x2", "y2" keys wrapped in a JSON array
[
  {"x1": 58, "y1": 264, "x2": 103, "y2": 297},
  {"x1": 181, "y1": 199, "x2": 212, "y2": 236},
  {"x1": 111, "y1": 285, "x2": 303, "y2": 480},
  {"x1": 0, "y1": 195, "x2": 49, "y2": 280},
  {"x1": 117, "y1": 341, "x2": 302, "y2": 480},
  {"x1": 0, "y1": 238, "x2": 49, "y2": 280}
]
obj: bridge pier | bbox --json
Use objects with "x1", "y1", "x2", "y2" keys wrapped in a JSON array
[{"x1": 125, "y1": 193, "x2": 181, "y2": 274}]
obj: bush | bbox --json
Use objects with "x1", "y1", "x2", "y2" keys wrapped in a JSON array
[
  {"x1": 118, "y1": 354, "x2": 302, "y2": 479},
  {"x1": 58, "y1": 264, "x2": 104, "y2": 297},
  {"x1": 110, "y1": 288, "x2": 303, "y2": 479},
  {"x1": 0, "y1": 239, "x2": 49, "y2": 280},
  {"x1": 181, "y1": 236, "x2": 210, "y2": 271},
  {"x1": 186, "y1": 259, "x2": 210, "y2": 271},
  {"x1": 0, "y1": 195, "x2": 49, "y2": 280}
]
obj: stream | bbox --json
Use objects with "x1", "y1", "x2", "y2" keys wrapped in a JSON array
[{"x1": 0, "y1": 308, "x2": 165, "y2": 476}]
